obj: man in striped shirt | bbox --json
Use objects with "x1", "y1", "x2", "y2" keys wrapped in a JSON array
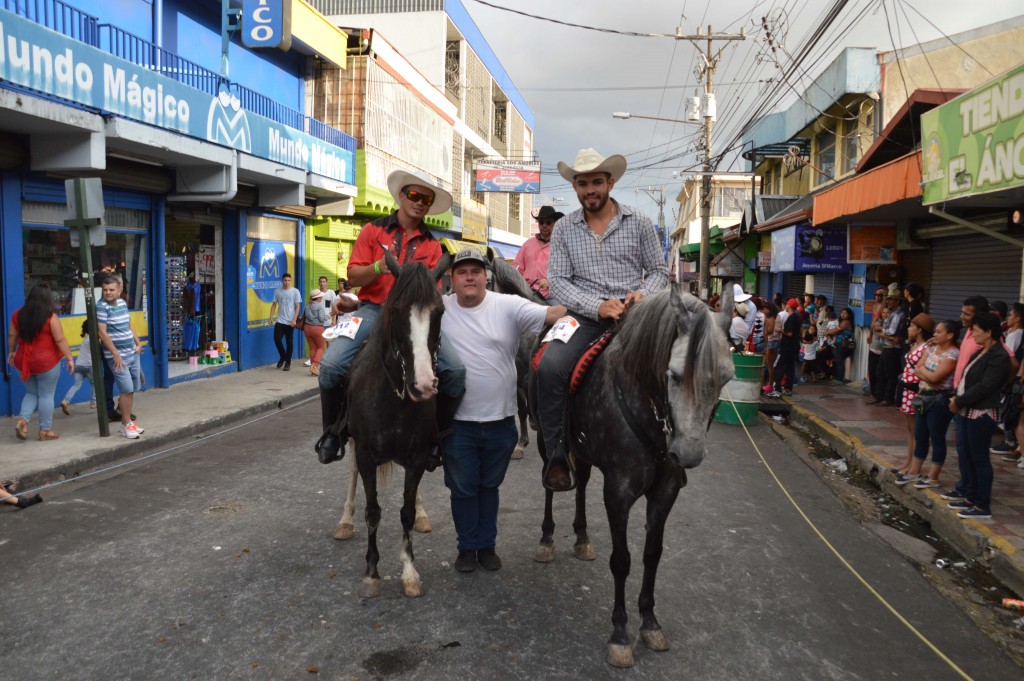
[
  {"x1": 97, "y1": 276, "x2": 144, "y2": 439},
  {"x1": 537, "y1": 148, "x2": 669, "y2": 491}
]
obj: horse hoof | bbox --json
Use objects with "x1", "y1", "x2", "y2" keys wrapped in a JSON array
[
  {"x1": 607, "y1": 643, "x2": 634, "y2": 668},
  {"x1": 534, "y1": 544, "x2": 555, "y2": 563},
  {"x1": 573, "y1": 543, "x2": 596, "y2": 561},
  {"x1": 402, "y1": 578, "x2": 424, "y2": 598},
  {"x1": 511, "y1": 446, "x2": 524, "y2": 460},
  {"x1": 358, "y1": 578, "x2": 382, "y2": 599},
  {"x1": 333, "y1": 522, "x2": 354, "y2": 540},
  {"x1": 413, "y1": 516, "x2": 433, "y2": 533},
  {"x1": 640, "y1": 628, "x2": 670, "y2": 651}
]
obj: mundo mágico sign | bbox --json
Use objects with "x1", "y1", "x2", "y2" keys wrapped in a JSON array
[{"x1": 921, "y1": 63, "x2": 1024, "y2": 205}]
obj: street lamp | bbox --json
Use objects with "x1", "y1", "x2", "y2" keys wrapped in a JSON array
[{"x1": 612, "y1": 112, "x2": 699, "y2": 125}]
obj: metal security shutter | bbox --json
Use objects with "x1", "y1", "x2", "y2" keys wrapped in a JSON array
[
  {"x1": 312, "y1": 238, "x2": 341, "y2": 287},
  {"x1": 784, "y1": 273, "x2": 806, "y2": 301},
  {"x1": 928, "y1": 235, "x2": 1021, "y2": 323},
  {"x1": 813, "y1": 272, "x2": 851, "y2": 310},
  {"x1": 758, "y1": 270, "x2": 772, "y2": 300}
]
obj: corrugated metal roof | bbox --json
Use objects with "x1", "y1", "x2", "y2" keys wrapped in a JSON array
[{"x1": 813, "y1": 151, "x2": 922, "y2": 225}]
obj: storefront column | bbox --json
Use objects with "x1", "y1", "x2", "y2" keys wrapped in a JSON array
[
  {"x1": 151, "y1": 198, "x2": 168, "y2": 388},
  {"x1": 223, "y1": 209, "x2": 243, "y2": 370},
  {"x1": 0, "y1": 173, "x2": 23, "y2": 416}
]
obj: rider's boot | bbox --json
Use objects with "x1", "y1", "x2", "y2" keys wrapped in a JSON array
[
  {"x1": 542, "y1": 405, "x2": 577, "y2": 492},
  {"x1": 427, "y1": 393, "x2": 462, "y2": 472},
  {"x1": 315, "y1": 384, "x2": 347, "y2": 464}
]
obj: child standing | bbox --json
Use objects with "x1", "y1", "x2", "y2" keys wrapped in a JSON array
[
  {"x1": 60, "y1": 321, "x2": 96, "y2": 414},
  {"x1": 801, "y1": 324, "x2": 818, "y2": 383}
]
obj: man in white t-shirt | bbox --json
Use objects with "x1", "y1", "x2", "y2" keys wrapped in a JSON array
[{"x1": 440, "y1": 249, "x2": 565, "y2": 574}]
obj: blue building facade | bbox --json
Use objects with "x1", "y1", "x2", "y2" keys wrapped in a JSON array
[{"x1": 0, "y1": 0, "x2": 358, "y2": 417}]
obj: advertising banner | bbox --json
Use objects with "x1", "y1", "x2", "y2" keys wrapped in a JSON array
[
  {"x1": 847, "y1": 224, "x2": 897, "y2": 264},
  {"x1": 921, "y1": 63, "x2": 1024, "y2": 205},
  {"x1": 0, "y1": 9, "x2": 353, "y2": 185},
  {"x1": 771, "y1": 224, "x2": 848, "y2": 272},
  {"x1": 246, "y1": 239, "x2": 295, "y2": 329},
  {"x1": 474, "y1": 159, "x2": 540, "y2": 193}
]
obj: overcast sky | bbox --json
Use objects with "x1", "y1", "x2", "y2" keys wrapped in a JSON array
[{"x1": 461, "y1": 0, "x2": 1022, "y2": 225}]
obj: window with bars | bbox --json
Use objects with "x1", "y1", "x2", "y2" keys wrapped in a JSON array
[
  {"x1": 510, "y1": 194, "x2": 520, "y2": 220},
  {"x1": 445, "y1": 41, "x2": 460, "y2": 99},
  {"x1": 841, "y1": 117, "x2": 860, "y2": 175},
  {"x1": 493, "y1": 101, "x2": 507, "y2": 143},
  {"x1": 813, "y1": 127, "x2": 836, "y2": 186}
]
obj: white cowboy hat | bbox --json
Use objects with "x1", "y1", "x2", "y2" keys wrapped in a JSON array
[
  {"x1": 386, "y1": 169, "x2": 454, "y2": 215},
  {"x1": 732, "y1": 283, "x2": 752, "y2": 303},
  {"x1": 557, "y1": 148, "x2": 627, "y2": 183},
  {"x1": 310, "y1": 290, "x2": 324, "y2": 300}
]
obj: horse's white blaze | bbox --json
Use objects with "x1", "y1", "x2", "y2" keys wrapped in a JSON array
[{"x1": 408, "y1": 304, "x2": 438, "y2": 401}]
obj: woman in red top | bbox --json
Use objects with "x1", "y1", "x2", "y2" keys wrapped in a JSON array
[{"x1": 7, "y1": 284, "x2": 74, "y2": 440}]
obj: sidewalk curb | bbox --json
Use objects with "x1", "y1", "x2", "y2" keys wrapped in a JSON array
[
  {"x1": 14, "y1": 387, "x2": 320, "y2": 494},
  {"x1": 782, "y1": 398, "x2": 1024, "y2": 597}
]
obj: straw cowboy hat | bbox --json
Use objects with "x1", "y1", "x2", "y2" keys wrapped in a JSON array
[
  {"x1": 310, "y1": 290, "x2": 324, "y2": 300},
  {"x1": 386, "y1": 169, "x2": 454, "y2": 215},
  {"x1": 557, "y1": 148, "x2": 627, "y2": 183}
]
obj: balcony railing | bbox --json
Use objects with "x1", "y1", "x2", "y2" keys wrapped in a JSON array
[
  {"x1": 2, "y1": 0, "x2": 98, "y2": 44},
  {"x1": 2, "y1": 2, "x2": 356, "y2": 156}
]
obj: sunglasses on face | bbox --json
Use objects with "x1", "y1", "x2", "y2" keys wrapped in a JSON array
[{"x1": 403, "y1": 189, "x2": 435, "y2": 207}]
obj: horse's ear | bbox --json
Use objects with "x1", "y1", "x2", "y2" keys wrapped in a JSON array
[
  {"x1": 485, "y1": 246, "x2": 497, "y2": 265},
  {"x1": 383, "y1": 249, "x2": 401, "y2": 277},
  {"x1": 431, "y1": 252, "x2": 451, "y2": 282}
]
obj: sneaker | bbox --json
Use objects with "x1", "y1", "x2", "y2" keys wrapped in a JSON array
[
  {"x1": 119, "y1": 422, "x2": 140, "y2": 440},
  {"x1": 947, "y1": 500, "x2": 972, "y2": 510},
  {"x1": 766, "y1": 390, "x2": 782, "y2": 399},
  {"x1": 133, "y1": 423, "x2": 145, "y2": 435},
  {"x1": 991, "y1": 441, "x2": 1018, "y2": 456},
  {"x1": 90, "y1": 403, "x2": 97, "y2": 409},
  {"x1": 304, "y1": 359, "x2": 312, "y2": 366},
  {"x1": 940, "y1": 489, "x2": 966, "y2": 501},
  {"x1": 477, "y1": 547, "x2": 502, "y2": 571},
  {"x1": 914, "y1": 479, "x2": 939, "y2": 489},
  {"x1": 454, "y1": 550, "x2": 476, "y2": 573},
  {"x1": 893, "y1": 473, "x2": 921, "y2": 486},
  {"x1": 957, "y1": 506, "x2": 992, "y2": 519},
  {"x1": 283, "y1": 363, "x2": 291, "y2": 371},
  {"x1": 782, "y1": 390, "x2": 793, "y2": 397},
  {"x1": 60, "y1": 400, "x2": 71, "y2": 416}
]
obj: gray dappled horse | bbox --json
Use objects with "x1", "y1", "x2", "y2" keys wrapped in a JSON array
[
  {"x1": 529, "y1": 283, "x2": 735, "y2": 668},
  {"x1": 345, "y1": 251, "x2": 449, "y2": 599}
]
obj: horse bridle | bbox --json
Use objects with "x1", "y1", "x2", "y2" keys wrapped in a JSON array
[{"x1": 379, "y1": 337, "x2": 439, "y2": 401}]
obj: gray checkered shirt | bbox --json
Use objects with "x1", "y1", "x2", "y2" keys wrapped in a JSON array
[{"x1": 548, "y1": 200, "x2": 669, "y2": 320}]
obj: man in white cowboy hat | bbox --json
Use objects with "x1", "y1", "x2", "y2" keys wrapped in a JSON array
[
  {"x1": 536, "y1": 148, "x2": 669, "y2": 491},
  {"x1": 513, "y1": 205, "x2": 564, "y2": 300},
  {"x1": 316, "y1": 169, "x2": 466, "y2": 468},
  {"x1": 732, "y1": 283, "x2": 756, "y2": 337}
]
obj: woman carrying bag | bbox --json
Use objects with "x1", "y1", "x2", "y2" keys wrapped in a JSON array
[{"x1": 303, "y1": 290, "x2": 330, "y2": 376}]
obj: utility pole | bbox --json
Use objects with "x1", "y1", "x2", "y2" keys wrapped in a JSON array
[
  {"x1": 676, "y1": 24, "x2": 745, "y2": 299},
  {"x1": 637, "y1": 186, "x2": 669, "y2": 261}
]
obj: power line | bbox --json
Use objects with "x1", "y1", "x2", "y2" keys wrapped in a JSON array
[{"x1": 466, "y1": 0, "x2": 678, "y2": 38}]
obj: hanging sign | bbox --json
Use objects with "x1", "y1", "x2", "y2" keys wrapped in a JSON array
[{"x1": 242, "y1": 0, "x2": 293, "y2": 51}]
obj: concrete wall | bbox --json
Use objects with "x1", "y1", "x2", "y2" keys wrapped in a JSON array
[{"x1": 325, "y1": 11, "x2": 448, "y2": 84}]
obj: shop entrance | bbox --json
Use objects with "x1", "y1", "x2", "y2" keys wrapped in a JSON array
[{"x1": 165, "y1": 221, "x2": 225, "y2": 379}]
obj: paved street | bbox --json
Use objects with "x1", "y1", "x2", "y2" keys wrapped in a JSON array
[{"x1": 2, "y1": 407, "x2": 1021, "y2": 680}]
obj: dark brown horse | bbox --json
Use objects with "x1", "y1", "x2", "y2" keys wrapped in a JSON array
[
  {"x1": 346, "y1": 251, "x2": 449, "y2": 599},
  {"x1": 530, "y1": 284, "x2": 735, "y2": 667}
]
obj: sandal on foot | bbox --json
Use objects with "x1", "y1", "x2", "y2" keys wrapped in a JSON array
[
  {"x1": 37, "y1": 429, "x2": 59, "y2": 441},
  {"x1": 15, "y1": 418, "x2": 28, "y2": 440}
]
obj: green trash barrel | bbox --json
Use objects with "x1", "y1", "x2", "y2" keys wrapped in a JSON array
[{"x1": 714, "y1": 353, "x2": 764, "y2": 425}]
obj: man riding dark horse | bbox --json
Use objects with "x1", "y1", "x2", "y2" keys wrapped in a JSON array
[
  {"x1": 536, "y1": 148, "x2": 669, "y2": 491},
  {"x1": 316, "y1": 170, "x2": 466, "y2": 469}
]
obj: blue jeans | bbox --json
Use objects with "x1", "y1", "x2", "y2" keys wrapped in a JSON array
[
  {"x1": 913, "y1": 394, "x2": 953, "y2": 464},
  {"x1": 318, "y1": 303, "x2": 465, "y2": 398},
  {"x1": 954, "y1": 414, "x2": 997, "y2": 512},
  {"x1": 19, "y1": 363, "x2": 62, "y2": 430},
  {"x1": 62, "y1": 366, "x2": 96, "y2": 406},
  {"x1": 442, "y1": 417, "x2": 518, "y2": 551}
]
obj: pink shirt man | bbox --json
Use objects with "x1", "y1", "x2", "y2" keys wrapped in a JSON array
[{"x1": 514, "y1": 205, "x2": 563, "y2": 299}]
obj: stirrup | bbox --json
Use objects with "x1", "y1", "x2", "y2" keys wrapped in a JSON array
[
  {"x1": 315, "y1": 429, "x2": 345, "y2": 464},
  {"x1": 542, "y1": 445, "x2": 577, "y2": 492}
]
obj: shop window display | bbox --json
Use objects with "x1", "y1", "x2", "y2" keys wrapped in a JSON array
[{"x1": 22, "y1": 227, "x2": 148, "y2": 315}]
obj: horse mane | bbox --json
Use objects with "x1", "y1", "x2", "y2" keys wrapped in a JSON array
[
  {"x1": 367, "y1": 261, "x2": 440, "y2": 346},
  {"x1": 605, "y1": 287, "x2": 717, "y2": 401},
  {"x1": 490, "y1": 258, "x2": 547, "y2": 304}
]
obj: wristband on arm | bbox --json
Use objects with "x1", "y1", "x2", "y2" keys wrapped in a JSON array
[{"x1": 373, "y1": 260, "x2": 381, "y2": 275}]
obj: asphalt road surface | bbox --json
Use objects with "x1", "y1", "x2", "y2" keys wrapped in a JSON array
[{"x1": 2, "y1": 405, "x2": 1021, "y2": 681}]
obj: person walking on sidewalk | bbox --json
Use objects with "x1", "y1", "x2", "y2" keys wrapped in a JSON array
[
  {"x1": 903, "y1": 319, "x2": 961, "y2": 489},
  {"x1": 60, "y1": 321, "x2": 96, "y2": 413},
  {"x1": 97, "y1": 276, "x2": 145, "y2": 439},
  {"x1": 316, "y1": 170, "x2": 466, "y2": 468},
  {"x1": 892, "y1": 313, "x2": 934, "y2": 484},
  {"x1": 945, "y1": 313, "x2": 1012, "y2": 520},
  {"x1": 7, "y1": 284, "x2": 75, "y2": 441},
  {"x1": 268, "y1": 273, "x2": 301, "y2": 371},
  {"x1": 302, "y1": 290, "x2": 329, "y2": 376},
  {"x1": 440, "y1": 249, "x2": 566, "y2": 572}
]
